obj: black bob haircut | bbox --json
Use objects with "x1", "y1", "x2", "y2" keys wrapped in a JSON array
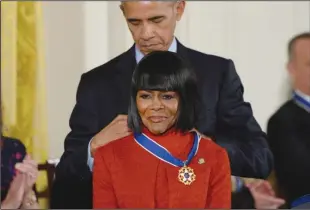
[{"x1": 128, "y1": 51, "x2": 200, "y2": 134}]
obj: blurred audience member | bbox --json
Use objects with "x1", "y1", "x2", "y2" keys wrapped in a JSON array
[
  {"x1": 1, "y1": 136, "x2": 40, "y2": 209},
  {"x1": 267, "y1": 32, "x2": 310, "y2": 208}
]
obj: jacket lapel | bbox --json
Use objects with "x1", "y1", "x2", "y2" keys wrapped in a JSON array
[
  {"x1": 113, "y1": 45, "x2": 137, "y2": 114},
  {"x1": 176, "y1": 39, "x2": 192, "y2": 67}
]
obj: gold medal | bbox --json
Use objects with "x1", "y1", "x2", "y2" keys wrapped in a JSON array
[{"x1": 178, "y1": 166, "x2": 196, "y2": 185}]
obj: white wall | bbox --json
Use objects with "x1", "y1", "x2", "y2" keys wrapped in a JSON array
[
  {"x1": 43, "y1": 1, "x2": 310, "y2": 159},
  {"x1": 42, "y1": 2, "x2": 85, "y2": 159}
]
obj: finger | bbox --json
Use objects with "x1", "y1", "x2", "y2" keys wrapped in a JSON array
[
  {"x1": 105, "y1": 115, "x2": 128, "y2": 131},
  {"x1": 253, "y1": 180, "x2": 275, "y2": 196},
  {"x1": 24, "y1": 154, "x2": 31, "y2": 160},
  {"x1": 16, "y1": 162, "x2": 38, "y2": 172},
  {"x1": 116, "y1": 131, "x2": 132, "y2": 139},
  {"x1": 259, "y1": 194, "x2": 286, "y2": 205},
  {"x1": 26, "y1": 173, "x2": 37, "y2": 187},
  {"x1": 116, "y1": 123, "x2": 131, "y2": 131},
  {"x1": 115, "y1": 120, "x2": 129, "y2": 126},
  {"x1": 112, "y1": 115, "x2": 128, "y2": 123},
  {"x1": 114, "y1": 120, "x2": 129, "y2": 129},
  {"x1": 108, "y1": 118, "x2": 128, "y2": 129},
  {"x1": 23, "y1": 158, "x2": 38, "y2": 168},
  {"x1": 263, "y1": 181, "x2": 275, "y2": 196},
  {"x1": 15, "y1": 163, "x2": 38, "y2": 176},
  {"x1": 246, "y1": 179, "x2": 263, "y2": 190}
]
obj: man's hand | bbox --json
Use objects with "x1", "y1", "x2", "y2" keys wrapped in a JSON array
[
  {"x1": 90, "y1": 114, "x2": 131, "y2": 157},
  {"x1": 246, "y1": 180, "x2": 285, "y2": 209}
]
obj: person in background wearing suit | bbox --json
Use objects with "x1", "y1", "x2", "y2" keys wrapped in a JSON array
[
  {"x1": 51, "y1": 1, "x2": 273, "y2": 208},
  {"x1": 267, "y1": 32, "x2": 310, "y2": 208}
]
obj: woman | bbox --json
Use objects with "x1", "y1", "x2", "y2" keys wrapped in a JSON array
[
  {"x1": 1, "y1": 136, "x2": 39, "y2": 209},
  {"x1": 93, "y1": 51, "x2": 231, "y2": 208}
]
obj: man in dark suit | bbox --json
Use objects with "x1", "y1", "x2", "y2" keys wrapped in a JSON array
[
  {"x1": 51, "y1": 1, "x2": 273, "y2": 208},
  {"x1": 267, "y1": 32, "x2": 310, "y2": 207}
]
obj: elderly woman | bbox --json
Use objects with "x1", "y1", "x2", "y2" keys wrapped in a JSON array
[
  {"x1": 93, "y1": 51, "x2": 231, "y2": 208},
  {"x1": 1, "y1": 136, "x2": 39, "y2": 209}
]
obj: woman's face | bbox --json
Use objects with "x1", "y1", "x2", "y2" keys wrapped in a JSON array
[{"x1": 136, "y1": 90, "x2": 179, "y2": 135}]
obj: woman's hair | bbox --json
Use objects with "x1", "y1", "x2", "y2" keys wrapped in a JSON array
[{"x1": 128, "y1": 51, "x2": 200, "y2": 133}]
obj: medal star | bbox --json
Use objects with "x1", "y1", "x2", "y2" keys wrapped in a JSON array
[{"x1": 178, "y1": 166, "x2": 196, "y2": 185}]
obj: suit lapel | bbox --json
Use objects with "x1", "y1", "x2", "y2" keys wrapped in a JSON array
[
  {"x1": 114, "y1": 45, "x2": 137, "y2": 114},
  {"x1": 176, "y1": 39, "x2": 192, "y2": 67}
]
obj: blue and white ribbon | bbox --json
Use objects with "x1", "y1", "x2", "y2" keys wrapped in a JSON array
[{"x1": 134, "y1": 131, "x2": 201, "y2": 167}]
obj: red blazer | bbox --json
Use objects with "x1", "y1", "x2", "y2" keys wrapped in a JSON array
[{"x1": 93, "y1": 129, "x2": 231, "y2": 208}]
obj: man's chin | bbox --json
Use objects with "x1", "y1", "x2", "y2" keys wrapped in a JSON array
[{"x1": 140, "y1": 46, "x2": 167, "y2": 54}]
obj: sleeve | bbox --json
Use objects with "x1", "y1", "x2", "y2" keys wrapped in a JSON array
[
  {"x1": 214, "y1": 59, "x2": 273, "y2": 179},
  {"x1": 87, "y1": 138, "x2": 95, "y2": 171},
  {"x1": 93, "y1": 147, "x2": 118, "y2": 208},
  {"x1": 205, "y1": 148, "x2": 231, "y2": 209}
]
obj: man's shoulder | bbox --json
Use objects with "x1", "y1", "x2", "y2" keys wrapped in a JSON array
[
  {"x1": 268, "y1": 100, "x2": 295, "y2": 126},
  {"x1": 82, "y1": 48, "x2": 133, "y2": 82},
  {"x1": 181, "y1": 45, "x2": 235, "y2": 80},
  {"x1": 185, "y1": 46, "x2": 231, "y2": 68},
  {"x1": 187, "y1": 47, "x2": 230, "y2": 62}
]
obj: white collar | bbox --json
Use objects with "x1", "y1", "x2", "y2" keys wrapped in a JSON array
[{"x1": 295, "y1": 89, "x2": 310, "y2": 103}]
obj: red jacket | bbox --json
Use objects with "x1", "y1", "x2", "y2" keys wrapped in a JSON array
[{"x1": 93, "y1": 129, "x2": 231, "y2": 208}]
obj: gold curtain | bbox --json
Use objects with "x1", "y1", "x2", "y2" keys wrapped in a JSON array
[{"x1": 1, "y1": 1, "x2": 49, "y2": 207}]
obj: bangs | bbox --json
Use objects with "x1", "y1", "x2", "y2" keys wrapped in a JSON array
[
  {"x1": 128, "y1": 51, "x2": 199, "y2": 134},
  {"x1": 135, "y1": 71, "x2": 179, "y2": 91}
]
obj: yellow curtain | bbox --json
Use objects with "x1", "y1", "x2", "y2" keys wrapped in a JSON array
[{"x1": 1, "y1": 1, "x2": 49, "y2": 208}]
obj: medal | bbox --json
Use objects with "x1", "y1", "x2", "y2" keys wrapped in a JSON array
[
  {"x1": 134, "y1": 131, "x2": 201, "y2": 185},
  {"x1": 178, "y1": 166, "x2": 196, "y2": 185}
]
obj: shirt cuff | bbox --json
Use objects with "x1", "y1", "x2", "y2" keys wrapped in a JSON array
[{"x1": 87, "y1": 138, "x2": 94, "y2": 172}]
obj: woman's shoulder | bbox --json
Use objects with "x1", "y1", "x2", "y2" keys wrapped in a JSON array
[
  {"x1": 197, "y1": 136, "x2": 229, "y2": 168},
  {"x1": 197, "y1": 134, "x2": 227, "y2": 157},
  {"x1": 95, "y1": 134, "x2": 135, "y2": 157}
]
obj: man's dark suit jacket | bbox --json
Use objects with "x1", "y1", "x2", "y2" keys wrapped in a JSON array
[
  {"x1": 51, "y1": 40, "x2": 273, "y2": 208},
  {"x1": 267, "y1": 100, "x2": 310, "y2": 206}
]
